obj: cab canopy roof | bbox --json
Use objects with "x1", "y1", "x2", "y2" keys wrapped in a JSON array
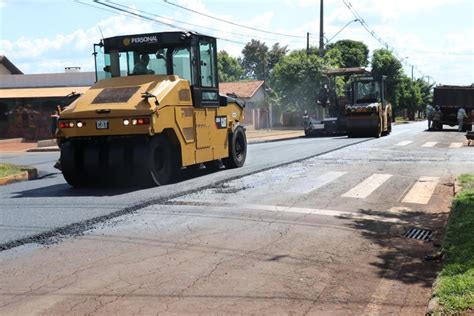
[
  {"x1": 102, "y1": 31, "x2": 212, "y2": 53},
  {"x1": 324, "y1": 67, "x2": 368, "y2": 77}
]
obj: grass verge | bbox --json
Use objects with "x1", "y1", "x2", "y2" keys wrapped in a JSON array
[
  {"x1": 0, "y1": 163, "x2": 26, "y2": 178},
  {"x1": 434, "y1": 174, "x2": 474, "y2": 313}
]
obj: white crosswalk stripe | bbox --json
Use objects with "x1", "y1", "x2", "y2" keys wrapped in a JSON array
[
  {"x1": 395, "y1": 140, "x2": 413, "y2": 146},
  {"x1": 286, "y1": 171, "x2": 441, "y2": 204},
  {"x1": 421, "y1": 142, "x2": 437, "y2": 147},
  {"x1": 396, "y1": 141, "x2": 464, "y2": 148},
  {"x1": 341, "y1": 174, "x2": 392, "y2": 199},
  {"x1": 402, "y1": 176, "x2": 439, "y2": 204},
  {"x1": 166, "y1": 200, "x2": 404, "y2": 223},
  {"x1": 449, "y1": 142, "x2": 463, "y2": 148},
  {"x1": 287, "y1": 171, "x2": 347, "y2": 194}
]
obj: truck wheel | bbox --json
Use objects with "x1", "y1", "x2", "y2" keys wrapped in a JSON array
[
  {"x1": 61, "y1": 142, "x2": 86, "y2": 187},
  {"x1": 223, "y1": 126, "x2": 247, "y2": 168},
  {"x1": 148, "y1": 135, "x2": 178, "y2": 186}
]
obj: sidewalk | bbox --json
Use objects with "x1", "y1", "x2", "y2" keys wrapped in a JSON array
[
  {"x1": 0, "y1": 128, "x2": 305, "y2": 153},
  {"x1": 246, "y1": 128, "x2": 304, "y2": 144}
]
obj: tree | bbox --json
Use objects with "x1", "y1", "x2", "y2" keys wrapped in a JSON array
[
  {"x1": 241, "y1": 39, "x2": 269, "y2": 80},
  {"x1": 371, "y1": 48, "x2": 404, "y2": 114},
  {"x1": 271, "y1": 50, "x2": 326, "y2": 113},
  {"x1": 267, "y1": 43, "x2": 289, "y2": 73},
  {"x1": 414, "y1": 78, "x2": 434, "y2": 118},
  {"x1": 416, "y1": 78, "x2": 434, "y2": 106},
  {"x1": 240, "y1": 40, "x2": 288, "y2": 80},
  {"x1": 217, "y1": 50, "x2": 243, "y2": 82},
  {"x1": 398, "y1": 75, "x2": 422, "y2": 120},
  {"x1": 326, "y1": 40, "x2": 369, "y2": 68}
]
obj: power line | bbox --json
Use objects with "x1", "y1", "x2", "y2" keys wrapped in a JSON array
[
  {"x1": 105, "y1": 0, "x2": 306, "y2": 44},
  {"x1": 342, "y1": 0, "x2": 432, "y2": 80},
  {"x1": 82, "y1": 0, "x2": 312, "y2": 45},
  {"x1": 93, "y1": 0, "x2": 187, "y2": 30},
  {"x1": 163, "y1": 0, "x2": 309, "y2": 39},
  {"x1": 82, "y1": 1, "x2": 308, "y2": 46},
  {"x1": 90, "y1": 0, "x2": 249, "y2": 45}
]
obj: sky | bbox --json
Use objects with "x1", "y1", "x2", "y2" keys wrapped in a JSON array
[{"x1": 0, "y1": 0, "x2": 473, "y2": 85}]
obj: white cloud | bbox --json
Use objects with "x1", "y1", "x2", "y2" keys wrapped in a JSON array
[
  {"x1": 289, "y1": 0, "x2": 463, "y2": 23},
  {"x1": 0, "y1": 12, "x2": 158, "y2": 73}
]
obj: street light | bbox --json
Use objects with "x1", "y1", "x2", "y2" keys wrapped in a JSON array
[{"x1": 326, "y1": 19, "x2": 360, "y2": 44}]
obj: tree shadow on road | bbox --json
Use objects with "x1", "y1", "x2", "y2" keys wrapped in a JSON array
[{"x1": 340, "y1": 208, "x2": 449, "y2": 288}]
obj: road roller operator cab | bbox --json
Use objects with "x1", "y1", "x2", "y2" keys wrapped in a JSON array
[{"x1": 57, "y1": 31, "x2": 247, "y2": 187}]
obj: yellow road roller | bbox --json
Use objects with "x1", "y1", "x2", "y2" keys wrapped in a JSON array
[
  {"x1": 345, "y1": 75, "x2": 392, "y2": 138},
  {"x1": 56, "y1": 31, "x2": 247, "y2": 187}
]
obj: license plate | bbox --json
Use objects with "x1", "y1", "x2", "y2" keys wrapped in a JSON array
[
  {"x1": 313, "y1": 124, "x2": 325, "y2": 129},
  {"x1": 96, "y1": 120, "x2": 109, "y2": 129}
]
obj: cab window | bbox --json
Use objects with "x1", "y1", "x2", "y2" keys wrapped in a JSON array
[
  {"x1": 172, "y1": 48, "x2": 192, "y2": 82},
  {"x1": 199, "y1": 40, "x2": 217, "y2": 88}
]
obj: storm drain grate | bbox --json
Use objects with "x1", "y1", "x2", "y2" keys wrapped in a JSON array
[{"x1": 403, "y1": 228, "x2": 433, "y2": 241}]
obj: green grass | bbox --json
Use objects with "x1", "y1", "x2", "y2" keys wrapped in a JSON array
[
  {"x1": 435, "y1": 174, "x2": 474, "y2": 312},
  {"x1": 395, "y1": 116, "x2": 425, "y2": 123},
  {"x1": 395, "y1": 116, "x2": 408, "y2": 123},
  {"x1": 0, "y1": 163, "x2": 25, "y2": 178}
]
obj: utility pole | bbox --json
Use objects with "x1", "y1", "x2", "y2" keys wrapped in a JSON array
[
  {"x1": 307, "y1": 32, "x2": 310, "y2": 55},
  {"x1": 411, "y1": 65, "x2": 414, "y2": 81},
  {"x1": 319, "y1": 0, "x2": 324, "y2": 57}
]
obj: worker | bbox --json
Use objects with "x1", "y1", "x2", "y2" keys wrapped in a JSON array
[
  {"x1": 426, "y1": 104, "x2": 434, "y2": 130},
  {"x1": 457, "y1": 107, "x2": 468, "y2": 132},
  {"x1": 132, "y1": 54, "x2": 155, "y2": 75}
]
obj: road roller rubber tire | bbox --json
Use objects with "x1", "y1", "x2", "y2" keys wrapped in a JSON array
[
  {"x1": 148, "y1": 135, "x2": 179, "y2": 186},
  {"x1": 222, "y1": 126, "x2": 247, "y2": 169},
  {"x1": 60, "y1": 142, "x2": 86, "y2": 187},
  {"x1": 107, "y1": 144, "x2": 127, "y2": 186}
]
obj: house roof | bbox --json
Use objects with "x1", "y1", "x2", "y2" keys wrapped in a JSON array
[
  {"x1": 0, "y1": 55, "x2": 23, "y2": 74},
  {"x1": 219, "y1": 80, "x2": 265, "y2": 99},
  {"x1": 0, "y1": 72, "x2": 96, "y2": 89}
]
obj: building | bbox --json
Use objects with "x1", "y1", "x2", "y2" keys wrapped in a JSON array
[
  {"x1": 0, "y1": 56, "x2": 274, "y2": 140},
  {"x1": 0, "y1": 56, "x2": 94, "y2": 140},
  {"x1": 0, "y1": 55, "x2": 23, "y2": 75},
  {"x1": 219, "y1": 80, "x2": 273, "y2": 129}
]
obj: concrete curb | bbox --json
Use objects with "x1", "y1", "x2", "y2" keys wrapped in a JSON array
[
  {"x1": 426, "y1": 296, "x2": 440, "y2": 315},
  {"x1": 37, "y1": 139, "x2": 57, "y2": 148},
  {"x1": 453, "y1": 179, "x2": 463, "y2": 196},
  {"x1": 27, "y1": 146, "x2": 59, "y2": 152},
  {"x1": 0, "y1": 138, "x2": 24, "y2": 144},
  {"x1": 248, "y1": 135, "x2": 304, "y2": 144},
  {"x1": 426, "y1": 177, "x2": 464, "y2": 315},
  {"x1": 0, "y1": 168, "x2": 38, "y2": 186}
]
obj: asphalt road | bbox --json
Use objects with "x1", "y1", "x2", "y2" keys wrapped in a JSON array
[
  {"x1": 0, "y1": 132, "x2": 369, "y2": 248},
  {"x1": 1, "y1": 121, "x2": 472, "y2": 314}
]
